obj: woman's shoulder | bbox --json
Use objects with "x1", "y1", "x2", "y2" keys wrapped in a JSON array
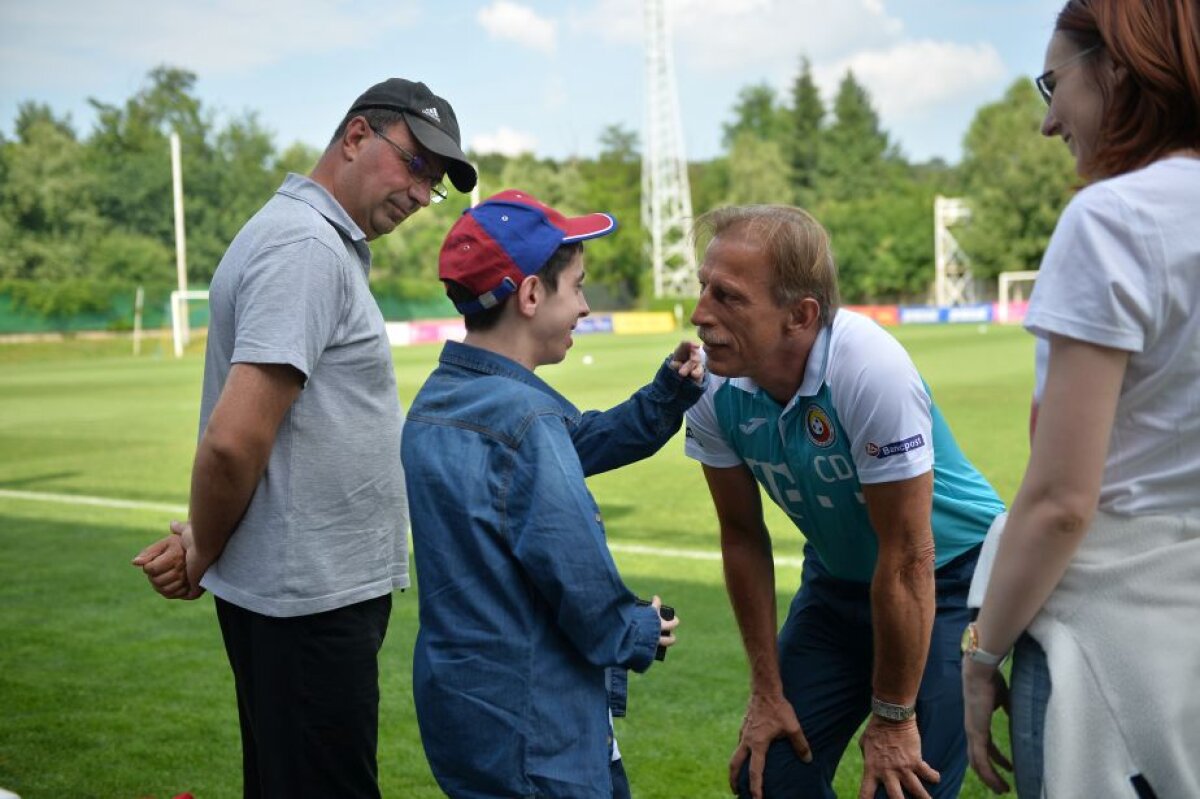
[{"x1": 1075, "y1": 156, "x2": 1200, "y2": 211}]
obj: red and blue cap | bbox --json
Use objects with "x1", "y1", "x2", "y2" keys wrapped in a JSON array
[{"x1": 439, "y1": 189, "x2": 618, "y2": 315}]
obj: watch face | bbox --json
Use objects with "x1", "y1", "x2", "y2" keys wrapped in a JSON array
[{"x1": 961, "y1": 623, "x2": 976, "y2": 654}]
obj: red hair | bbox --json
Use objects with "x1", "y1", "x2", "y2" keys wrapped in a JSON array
[{"x1": 1056, "y1": 0, "x2": 1200, "y2": 177}]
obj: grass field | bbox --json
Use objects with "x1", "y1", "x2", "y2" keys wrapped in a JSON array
[{"x1": 0, "y1": 324, "x2": 1034, "y2": 799}]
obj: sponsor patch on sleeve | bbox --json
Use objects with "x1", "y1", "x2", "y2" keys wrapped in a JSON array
[{"x1": 866, "y1": 433, "x2": 925, "y2": 459}]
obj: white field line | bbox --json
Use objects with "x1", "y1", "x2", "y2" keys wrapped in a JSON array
[
  {"x1": 0, "y1": 488, "x2": 187, "y2": 515},
  {"x1": 609, "y1": 541, "x2": 805, "y2": 569},
  {"x1": 0, "y1": 488, "x2": 806, "y2": 569}
]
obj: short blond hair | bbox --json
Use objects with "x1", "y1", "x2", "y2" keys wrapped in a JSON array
[{"x1": 694, "y1": 205, "x2": 840, "y2": 328}]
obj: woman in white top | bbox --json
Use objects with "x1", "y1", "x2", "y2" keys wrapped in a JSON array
[{"x1": 961, "y1": 1, "x2": 1200, "y2": 796}]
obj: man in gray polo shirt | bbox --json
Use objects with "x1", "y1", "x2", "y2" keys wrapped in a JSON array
[{"x1": 131, "y1": 78, "x2": 476, "y2": 798}]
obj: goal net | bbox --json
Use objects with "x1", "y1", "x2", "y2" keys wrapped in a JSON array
[
  {"x1": 170, "y1": 290, "x2": 210, "y2": 358},
  {"x1": 997, "y1": 271, "x2": 1038, "y2": 324}
]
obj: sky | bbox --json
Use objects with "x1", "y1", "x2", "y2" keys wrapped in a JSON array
[{"x1": 0, "y1": 0, "x2": 1063, "y2": 166}]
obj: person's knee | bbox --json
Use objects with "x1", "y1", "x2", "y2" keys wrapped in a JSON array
[{"x1": 734, "y1": 739, "x2": 834, "y2": 799}]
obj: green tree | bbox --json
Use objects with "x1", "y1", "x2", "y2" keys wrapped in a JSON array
[
  {"x1": 821, "y1": 177, "x2": 938, "y2": 302},
  {"x1": 724, "y1": 132, "x2": 792, "y2": 206},
  {"x1": 0, "y1": 102, "x2": 173, "y2": 319},
  {"x1": 206, "y1": 112, "x2": 284, "y2": 276},
  {"x1": 0, "y1": 103, "x2": 94, "y2": 275},
  {"x1": 493, "y1": 154, "x2": 586, "y2": 212},
  {"x1": 276, "y1": 141, "x2": 321, "y2": 178},
  {"x1": 597, "y1": 124, "x2": 639, "y2": 165},
  {"x1": 580, "y1": 125, "x2": 645, "y2": 304},
  {"x1": 0, "y1": 67, "x2": 315, "y2": 322},
  {"x1": 368, "y1": 198, "x2": 461, "y2": 297},
  {"x1": 688, "y1": 158, "x2": 731, "y2": 218},
  {"x1": 958, "y1": 79, "x2": 1076, "y2": 279},
  {"x1": 85, "y1": 67, "x2": 211, "y2": 247},
  {"x1": 818, "y1": 70, "x2": 896, "y2": 202},
  {"x1": 789, "y1": 57, "x2": 824, "y2": 205},
  {"x1": 721, "y1": 83, "x2": 791, "y2": 149}
]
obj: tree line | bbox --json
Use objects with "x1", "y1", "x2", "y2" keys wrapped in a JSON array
[{"x1": 0, "y1": 62, "x2": 1077, "y2": 323}]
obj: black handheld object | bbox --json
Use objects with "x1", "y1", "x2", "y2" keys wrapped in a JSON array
[
  {"x1": 637, "y1": 600, "x2": 675, "y2": 661},
  {"x1": 656, "y1": 604, "x2": 675, "y2": 661}
]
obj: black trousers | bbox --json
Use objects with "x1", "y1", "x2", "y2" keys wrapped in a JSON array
[{"x1": 215, "y1": 593, "x2": 392, "y2": 799}]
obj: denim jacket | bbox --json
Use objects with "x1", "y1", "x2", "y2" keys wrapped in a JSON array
[{"x1": 403, "y1": 340, "x2": 704, "y2": 799}]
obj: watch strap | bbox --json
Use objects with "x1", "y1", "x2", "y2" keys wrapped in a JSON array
[
  {"x1": 962, "y1": 621, "x2": 1007, "y2": 667},
  {"x1": 870, "y1": 696, "x2": 916, "y2": 722}
]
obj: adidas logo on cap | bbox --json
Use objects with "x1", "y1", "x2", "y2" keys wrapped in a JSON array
[{"x1": 422, "y1": 107, "x2": 441, "y2": 123}]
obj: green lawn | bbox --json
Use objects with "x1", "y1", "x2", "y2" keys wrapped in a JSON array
[{"x1": 0, "y1": 324, "x2": 1033, "y2": 798}]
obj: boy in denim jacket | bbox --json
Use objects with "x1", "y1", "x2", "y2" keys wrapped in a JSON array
[{"x1": 404, "y1": 190, "x2": 703, "y2": 798}]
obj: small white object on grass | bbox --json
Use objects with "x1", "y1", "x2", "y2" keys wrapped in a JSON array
[{"x1": 582, "y1": 355, "x2": 595, "y2": 366}]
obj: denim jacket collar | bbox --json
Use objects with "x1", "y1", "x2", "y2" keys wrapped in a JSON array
[{"x1": 439, "y1": 339, "x2": 581, "y2": 418}]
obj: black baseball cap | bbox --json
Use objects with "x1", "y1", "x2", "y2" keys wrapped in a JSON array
[{"x1": 349, "y1": 78, "x2": 477, "y2": 193}]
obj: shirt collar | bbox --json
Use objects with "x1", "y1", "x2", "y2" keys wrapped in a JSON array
[
  {"x1": 438, "y1": 340, "x2": 580, "y2": 415},
  {"x1": 276, "y1": 173, "x2": 367, "y2": 244},
  {"x1": 795, "y1": 322, "x2": 832, "y2": 398},
  {"x1": 724, "y1": 320, "x2": 833, "y2": 411}
]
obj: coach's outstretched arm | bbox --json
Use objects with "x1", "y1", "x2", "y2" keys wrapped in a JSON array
[
  {"x1": 705, "y1": 462, "x2": 812, "y2": 799},
  {"x1": 859, "y1": 472, "x2": 940, "y2": 799}
]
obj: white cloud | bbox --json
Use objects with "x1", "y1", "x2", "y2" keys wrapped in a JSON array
[
  {"x1": 573, "y1": 0, "x2": 903, "y2": 66},
  {"x1": 0, "y1": 0, "x2": 420, "y2": 88},
  {"x1": 476, "y1": 1, "x2": 557, "y2": 55},
  {"x1": 816, "y1": 40, "x2": 1007, "y2": 119},
  {"x1": 470, "y1": 126, "x2": 539, "y2": 156}
]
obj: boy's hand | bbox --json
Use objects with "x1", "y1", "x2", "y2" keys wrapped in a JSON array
[
  {"x1": 669, "y1": 341, "x2": 705, "y2": 385},
  {"x1": 651, "y1": 594, "x2": 680, "y2": 651}
]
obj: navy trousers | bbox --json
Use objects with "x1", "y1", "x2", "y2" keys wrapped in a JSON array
[{"x1": 736, "y1": 545, "x2": 978, "y2": 799}]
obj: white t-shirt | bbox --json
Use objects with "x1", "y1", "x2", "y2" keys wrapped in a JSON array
[{"x1": 1026, "y1": 156, "x2": 1200, "y2": 517}]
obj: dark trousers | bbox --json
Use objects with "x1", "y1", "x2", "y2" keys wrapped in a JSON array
[
  {"x1": 611, "y1": 757, "x2": 632, "y2": 799},
  {"x1": 215, "y1": 593, "x2": 392, "y2": 799},
  {"x1": 736, "y1": 545, "x2": 978, "y2": 799}
]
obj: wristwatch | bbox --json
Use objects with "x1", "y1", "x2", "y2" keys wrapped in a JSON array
[
  {"x1": 961, "y1": 621, "x2": 1006, "y2": 668},
  {"x1": 870, "y1": 696, "x2": 916, "y2": 723}
]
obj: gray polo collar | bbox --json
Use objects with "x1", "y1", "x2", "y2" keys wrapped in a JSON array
[{"x1": 277, "y1": 173, "x2": 367, "y2": 243}]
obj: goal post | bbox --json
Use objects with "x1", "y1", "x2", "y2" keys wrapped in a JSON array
[
  {"x1": 997, "y1": 271, "x2": 1039, "y2": 324},
  {"x1": 170, "y1": 290, "x2": 210, "y2": 358}
]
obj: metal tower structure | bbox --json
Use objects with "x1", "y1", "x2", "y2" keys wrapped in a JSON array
[
  {"x1": 933, "y1": 195, "x2": 974, "y2": 306},
  {"x1": 642, "y1": 0, "x2": 697, "y2": 298}
]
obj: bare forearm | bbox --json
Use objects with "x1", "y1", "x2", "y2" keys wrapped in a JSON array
[
  {"x1": 185, "y1": 362, "x2": 303, "y2": 581},
  {"x1": 722, "y1": 524, "x2": 783, "y2": 693},
  {"x1": 871, "y1": 547, "x2": 934, "y2": 704},
  {"x1": 974, "y1": 494, "x2": 1092, "y2": 655},
  {"x1": 187, "y1": 436, "x2": 269, "y2": 574},
  {"x1": 975, "y1": 337, "x2": 1127, "y2": 657}
]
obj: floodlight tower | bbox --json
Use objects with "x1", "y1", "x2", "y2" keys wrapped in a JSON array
[
  {"x1": 642, "y1": 0, "x2": 698, "y2": 298},
  {"x1": 934, "y1": 195, "x2": 974, "y2": 306}
]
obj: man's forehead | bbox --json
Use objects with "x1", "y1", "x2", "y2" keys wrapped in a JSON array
[{"x1": 702, "y1": 234, "x2": 763, "y2": 270}]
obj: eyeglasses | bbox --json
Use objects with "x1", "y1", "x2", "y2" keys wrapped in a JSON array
[
  {"x1": 369, "y1": 124, "x2": 448, "y2": 203},
  {"x1": 1035, "y1": 44, "x2": 1103, "y2": 105}
]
